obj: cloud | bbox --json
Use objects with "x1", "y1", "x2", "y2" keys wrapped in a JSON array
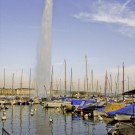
[
  {"x1": 118, "y1": 26, "x2": 135, "y2": 38},
  {"x1": 74, "y1": 0, "x2": 135, "y2": 37}
]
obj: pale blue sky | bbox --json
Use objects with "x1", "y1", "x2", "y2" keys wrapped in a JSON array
[{"x1": 0, "y1": 0, "x2": 135, "y2": 91}]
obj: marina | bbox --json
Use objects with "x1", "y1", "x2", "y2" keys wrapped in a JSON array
[
  {"x1": 0, "y1": 92, "x2": 135, "y2": 135},
  {"x1": 0, "y1": 0, "x2": 135, "y2": 134}
]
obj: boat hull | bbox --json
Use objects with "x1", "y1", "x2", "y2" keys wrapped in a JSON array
[
  {"x1": 44, "y1": 101, "x2": 63, "y2": 108},
  {"x1": 114, "y1": 114, "x2": 131, "y2": 121}
]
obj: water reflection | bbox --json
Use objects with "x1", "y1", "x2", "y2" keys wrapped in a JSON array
[
  {"x1": 11, "y1": 105, "x2": 14, "y2": 134},
  {"x1": 0, "y1": 105, "x2": 115, "y2": 135}
]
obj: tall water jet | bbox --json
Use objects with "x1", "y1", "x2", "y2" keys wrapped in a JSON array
[{"x1": 36, "y1": 0, "x2": 53, "y2": 97}]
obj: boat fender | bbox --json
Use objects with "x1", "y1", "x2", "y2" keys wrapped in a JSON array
[
  {"x1": 81, "y1": 111, "x2": 83, "y2": 116},
  {"x1": 112, "y1": 130, "x2": 118, "y2": 135},
  {"x1": 88, "y1": 113, "x2": 91, "y2": 117}
]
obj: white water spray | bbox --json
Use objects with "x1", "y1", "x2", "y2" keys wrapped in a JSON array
[{"x1": 36, "y1": 0, "x2": 53, "y2": 97}]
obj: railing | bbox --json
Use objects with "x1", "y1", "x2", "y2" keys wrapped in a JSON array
[{"x1": 2, "y1": 128, "x2": 10, "y2": 135}]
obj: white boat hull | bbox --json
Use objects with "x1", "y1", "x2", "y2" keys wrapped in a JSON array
[
  {"x1": 114, "y1": 114, "x2": 131, "y2": 121},
  {"x1": 44, "y1": 101, "x2": 63, "y2": 108}
]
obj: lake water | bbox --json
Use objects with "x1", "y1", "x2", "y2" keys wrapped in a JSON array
[{"x1": 0, "y1": 104, "x2": 114, "y2": 135}]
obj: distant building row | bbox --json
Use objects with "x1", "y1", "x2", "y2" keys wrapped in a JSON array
[{"x1": 0, "y1": 88, "x2": 34, "y2": 96}]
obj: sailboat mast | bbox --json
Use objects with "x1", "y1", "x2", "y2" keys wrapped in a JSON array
[
  {"x1": 70, "y1": 68, "x2": 72, "y2": 97},
  {"x1": 110, "y1": 74, "x2": 112, "y2": 97},
  {"x1": 85, "y1": 56, "x2": 89, "y2": 96},
  {"x1": 78, "y1": 79, "x2": 80, "y2": 95},
  {"x1": 122, "y1": 62, "x2": 125, "y2": 101},
  {"x1": 115, "y1": 76, "x2": 117, "y2": 99},
  {"x1": 59, "y1": 79, "x2": 61, "y2": 95},
  {"x1": 29, "y1": 68, "x2": 31, "y2": 98},
  {"x1": 100, "y1": 85, "x2": 102, "y2": 96},
  {"x1": 4, "y1": 68, "x2": 5, "y2": 89},
  {"x1": 20, "y1": 69, "x2": 23, "y2": 97},
  {"x1": 3, "y1": 68, "x2": 5, "y2": 95},
  {"x1": 91, "y1": 69, "x2": 93, "y2": 95},
  {"x1": 84, "y1": 77, "x2": 85, "y2": 92},
  {"x1": 12, "y1": 73, "x2": 14, "y2": 97},
  {"x1": 117, "y1": 65, "x2": 119, "y2": 96},
  {"x1": 128, "y1": 76, "x2": 129, "y2": 91},
  {"x1": 96, "y1": 80, "x2": 98, "y2": 95},
  {"x1": 104, "y1": 71, "x2": 107, "y2": 104},
  {"x1": 56, "y1": 80, "x2": 59, "y2": 95},
  {"x1": 64, "y1": 59, "x2": 66, "y2": 96}
]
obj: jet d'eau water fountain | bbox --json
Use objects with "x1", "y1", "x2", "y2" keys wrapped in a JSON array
[{"x1": 36, "y1": 0, "x2": 53, "y2": 97}]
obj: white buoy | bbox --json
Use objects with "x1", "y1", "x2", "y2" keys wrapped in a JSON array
[
  {"x1": 30, "y1": 109, "x2": 34, "y2": 116},
  {"x1": 88, "y1": 113, "x2": 91, "y2": 117},
  {"x1": 57, "y1": 107, "x2": 60, "y2": 112},
  {"x1": 49, "y1": 116, "x2": 53, "y2": 123},
  {"x1": 1, "y1": 115, "x2": 6, "y2": 120},
  {"x1": 1, "y1": 110, "x2": 6, "y2": 120},
  {"x1": 98, "y1": 115, "x2": 103, "y2": 121}
]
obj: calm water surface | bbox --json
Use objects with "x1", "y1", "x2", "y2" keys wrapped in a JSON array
[{"x1": 0, "y1": 104, "x2": 114, "y2": 135}]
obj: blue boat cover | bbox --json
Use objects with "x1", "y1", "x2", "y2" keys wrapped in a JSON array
[
  {"x1": 71, "y1": 99, "x2": 85, "y2": 105},
  {"x1": 77, "y1": 99, "x2": 96, "y2": 109},
  {"x1": 108, "y1": 99, "x2": 116, "y2": 103},
  {"x1": 107, "y1": 103, "x2": 135, "y2": 116},
  {"x1": 71, "y1": 99, "x2": 96, "y2": 106}
]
